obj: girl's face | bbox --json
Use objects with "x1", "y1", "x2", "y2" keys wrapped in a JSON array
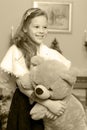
[{"x1": 27, "y1": 15, "x2": 48, "y2": 46}]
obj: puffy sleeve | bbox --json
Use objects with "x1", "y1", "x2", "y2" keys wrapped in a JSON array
[
  {"x1": 0, "y1": 45, "x2": 29, "y2": 77},
  {"x1": 0, "y1": 46, "x2": 13, "y2": 74}
]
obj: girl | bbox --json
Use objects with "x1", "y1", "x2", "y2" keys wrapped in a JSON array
[{"x1": 0, "y1": 8, "x2": 71, "y2": 130}]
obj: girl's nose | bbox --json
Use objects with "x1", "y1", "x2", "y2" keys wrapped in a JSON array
[{"x1": 39, "y1": 28, "x2": 44, "y2": 33}]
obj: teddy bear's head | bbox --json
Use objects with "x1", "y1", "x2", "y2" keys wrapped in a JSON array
[{"x1": 30, "y1": 56, "x2": 76, "y2": 100}]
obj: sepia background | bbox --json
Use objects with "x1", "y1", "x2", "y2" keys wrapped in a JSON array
[
  {"x1": 0, "y1": 0, "x2": 87, "y2": 130},
  {"x1": 0, "y1": 0, "x2": 87, "y2": 75}
]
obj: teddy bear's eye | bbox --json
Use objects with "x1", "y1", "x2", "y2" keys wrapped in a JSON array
[{"x1": 48, "y1": 88, "x2": 53, "y2": 91}]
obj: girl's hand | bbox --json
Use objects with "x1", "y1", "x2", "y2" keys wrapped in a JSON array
[
  {"x1": 30, "y1": 103, "x2": 57, "y2": 120},
  {"x1": 45, "y1": 110, "x2": 57, "y2": 120},
  {"x1": 48, "y1": 100, "x2": 66, "y2": 116},
  {"x1": 37, "y1": 100, "x2": 66, "y2": 116}
]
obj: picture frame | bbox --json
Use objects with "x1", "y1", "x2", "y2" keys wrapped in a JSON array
[{"x1": 33, "y1": 1, "x2": 72, "y2": 33}]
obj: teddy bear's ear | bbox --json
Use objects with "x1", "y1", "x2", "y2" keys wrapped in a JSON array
[
  {"x1": 60, "y1": 67, "x2": 77, "y2": 87},
  {"x1": 31, "y1": 56, "x2": 44, "y2": 66}
]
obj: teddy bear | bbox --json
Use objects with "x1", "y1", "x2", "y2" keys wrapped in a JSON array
[{"x1": 17, "y1": 56, "x2": 87, "y2": 130}]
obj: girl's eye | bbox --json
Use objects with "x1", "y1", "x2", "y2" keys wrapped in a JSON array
[
  {"x1": 34, "y1": 26, "x2": 47, "y2": 29},
  {"x1": 34, "y1": 26, "x2": 39, "y2": 28},
  {"x1": 44, "y1": 26, "x2": 47, "y2": 29}
]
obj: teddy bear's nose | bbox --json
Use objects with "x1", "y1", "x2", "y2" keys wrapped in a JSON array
[{"x1": 35, "y1": 88, "x2": 43, "y2": 95}]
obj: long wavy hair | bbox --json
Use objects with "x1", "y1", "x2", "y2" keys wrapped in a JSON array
[{"x1": 10, "y1": 8, "x2": 48, "y2": 69}]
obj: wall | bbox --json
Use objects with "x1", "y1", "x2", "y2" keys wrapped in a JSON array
[
  {"x1": 0, "y1": 0, "x2": 32, "y2": 59},
  {"x1": 0, "y1": 0, "x2": 87, "y2": 76},
  {"x1": 43, "y1": 0, "x2": 87, "y2": 76}
]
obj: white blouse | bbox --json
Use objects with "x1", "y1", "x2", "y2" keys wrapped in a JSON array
[{"x1": 0, "y1": 44, "x2": 71, "y2": 77}]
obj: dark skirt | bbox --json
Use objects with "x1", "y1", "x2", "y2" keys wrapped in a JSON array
[{"x1": 6, "y1": 88, "x2": 44, "y2": 130}]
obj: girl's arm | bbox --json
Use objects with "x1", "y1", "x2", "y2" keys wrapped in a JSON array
[
  {"x1": 16, "y1": 77, "x2": 33, "y2": 97},
  {"x1": 35, "y1": 97, "x2": 70, "y2": 116}
]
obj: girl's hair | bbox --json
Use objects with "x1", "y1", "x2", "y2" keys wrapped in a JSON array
[{"x1": 10, "y1": 8, "x2": 48, "y2": 69}]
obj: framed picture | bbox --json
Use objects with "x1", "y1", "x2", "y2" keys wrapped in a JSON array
[{"x1": 33, "y1": 1, "x2": 72, "y2": 33}]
